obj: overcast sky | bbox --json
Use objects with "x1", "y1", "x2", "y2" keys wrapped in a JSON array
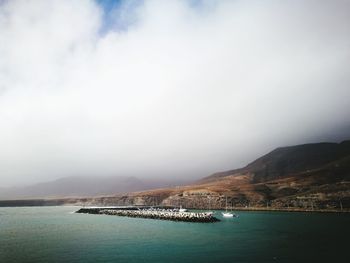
[{"x1": 0, "y1": 0, "x2": 349, "y2": 186}]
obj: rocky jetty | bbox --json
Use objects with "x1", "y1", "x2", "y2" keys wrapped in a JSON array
[{"x1": 76, "y1": 207, "x2": 220, "y2": 223}]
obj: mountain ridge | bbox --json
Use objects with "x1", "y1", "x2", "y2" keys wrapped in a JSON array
[{"x1": 201, "y1": 140, "x2": 350, "y2": 183}]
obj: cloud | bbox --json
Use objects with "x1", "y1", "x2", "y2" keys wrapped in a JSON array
[{"x1": 0, "y1": 0, "x2": 349, "y2": 186}]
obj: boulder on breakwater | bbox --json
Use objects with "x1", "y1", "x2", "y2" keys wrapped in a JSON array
[{"x1": 76, "y1": 207, "x2": 220, "y2": 223}]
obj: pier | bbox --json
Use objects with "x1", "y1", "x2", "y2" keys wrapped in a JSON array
[{"x1": 76, "y1": 207, "x2": 220, "y2": 223}]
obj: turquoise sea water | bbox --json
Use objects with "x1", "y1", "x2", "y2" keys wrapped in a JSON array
[{"x1": 0, "y1": 206, "x2": 349, "y2": 263}]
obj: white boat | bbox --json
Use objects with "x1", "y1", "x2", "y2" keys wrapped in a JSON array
[
  {"x1": 222, "y1": 212, "x2": 234, "y2": 218},
  {"x1": 179, "y1": 205, "x2": 187, "y2": 212},
  {"x1": 221, "y1": 196, "x2": 237, "y2": 218}
]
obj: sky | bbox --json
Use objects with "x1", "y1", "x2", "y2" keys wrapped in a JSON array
[{"x1": 0, "y1": 0, "x2": 349, "y2": 187}]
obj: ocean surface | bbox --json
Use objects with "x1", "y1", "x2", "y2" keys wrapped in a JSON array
[{"x1": 0, "y1": 206, "x2": 349, "y2": 263}]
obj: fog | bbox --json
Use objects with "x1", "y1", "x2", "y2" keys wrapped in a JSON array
[{"x1": 0, "y1": 0, "x2": 349, "y2": 186}]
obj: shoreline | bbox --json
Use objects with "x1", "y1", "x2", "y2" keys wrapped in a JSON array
[
  {"x1": 0, "y1": 200, "x2": 348, "y2": 213},
  {"x1": 228, "y1": 207, "x2": 350, "y2": 213}
]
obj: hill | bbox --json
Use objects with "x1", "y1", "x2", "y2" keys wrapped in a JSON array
[
  {"x1": 1, "y1": 141, "x2": 349, "y2": 211},
  {"x1": 0, "y1": 176, "x2": 188, "y2": 200},
  {"x1": 202, "y1": 140, "x2": 350, "y2": 183},
  {"x1": 67, "y1": 141, "x2": 350, "y2": 211}
]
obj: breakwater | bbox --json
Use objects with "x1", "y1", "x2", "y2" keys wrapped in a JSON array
[{"x1": 76, "y1": 207, "x2": 220, "y2": 223}]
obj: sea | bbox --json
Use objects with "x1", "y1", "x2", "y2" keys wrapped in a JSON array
[{"x1": 0, "y1": 206, "x2": 349, "y2": 263}]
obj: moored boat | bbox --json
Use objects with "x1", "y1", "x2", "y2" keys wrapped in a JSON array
[
  {"x1": 179, "y1": 205, "x2": 187, "y2": 212},
  {"x1": 221, "y1": 196, "x2": 238, "y2": 218}
]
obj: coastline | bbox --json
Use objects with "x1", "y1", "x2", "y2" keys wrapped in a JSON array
[
  {"x1": 0, "y1": 198, "x2": 349, "y2": 213},
  {"x1": 229, "y1": 207, "x2": 350, "y2": 213}
]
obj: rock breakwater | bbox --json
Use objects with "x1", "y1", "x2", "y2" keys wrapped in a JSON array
[{"x1": 76, "y1": 207, "x2": 220, "y2": 223}]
